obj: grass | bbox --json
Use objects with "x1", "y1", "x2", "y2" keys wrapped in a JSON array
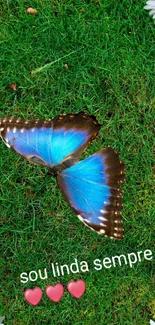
[{"x1": 0, "y1": 0, "x2": 154, "y2": 324}]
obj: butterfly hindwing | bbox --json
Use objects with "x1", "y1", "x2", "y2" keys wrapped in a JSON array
[
  {"x1": 0, "y1": 113, "x2": 100, "y2": 168},
  {"x1": 57, "y1": 147, "x2": 125, "y2": 239}
]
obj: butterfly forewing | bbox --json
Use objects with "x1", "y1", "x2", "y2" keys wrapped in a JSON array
[{"x1": 0, "y1": 113, "x2": 100, "y2": 168}]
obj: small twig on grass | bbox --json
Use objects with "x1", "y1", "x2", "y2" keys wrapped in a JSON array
[{"x1": 31, "y1": 49, "x2": 79, "y2": 75}]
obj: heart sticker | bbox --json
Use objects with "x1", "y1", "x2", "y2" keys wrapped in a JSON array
[
  {"x1": 46, "y1": 284, "x2": 64, "y2": 302},
  {"x1": 24, "y1": 287, "x2": 42, "y2": 306},
  {"x1": 67, "y1": 280, "x2": 86, "y2": 299}
]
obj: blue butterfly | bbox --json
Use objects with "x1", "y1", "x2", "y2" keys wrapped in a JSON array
[{"x1": 0, "y1": 112, "x2": 125, "y2": 239}]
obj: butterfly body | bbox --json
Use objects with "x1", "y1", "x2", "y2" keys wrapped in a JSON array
[{"x1": 0, "y1": 112, "x2": 125, "y2": 239}]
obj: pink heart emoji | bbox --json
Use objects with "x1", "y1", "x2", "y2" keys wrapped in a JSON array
[
  {"x1": 24, "y1": 287, "x2": 42, "y2": 306},
  {"x1": 67, "y1": 280, "x2": 86, "y2": 299},
  {"x1": 46, "y1": 284, "x2": 64, "y2": 302}
]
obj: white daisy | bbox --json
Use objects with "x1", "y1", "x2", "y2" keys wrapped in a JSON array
[
  {"x1": 0, "y1": 316, "x2": 5, "y2": 325},
  {"x1": 150, "y1": 320, "x2": 155, "y2": 325},
  {"x1": 144, "y1": 0, "x2": 155, "y2": 19}
]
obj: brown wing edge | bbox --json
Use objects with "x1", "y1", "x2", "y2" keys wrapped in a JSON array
[{"x1": 85, "y1": 148, "x2": 125, "y2": 239}]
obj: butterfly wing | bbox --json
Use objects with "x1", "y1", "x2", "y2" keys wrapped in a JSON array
[
  {"x1": 0, "y1": 113, "x2": 100, "y2": 168},
  {"x1": 57, "y1": 147, "x2": 125, "y2": 239}
]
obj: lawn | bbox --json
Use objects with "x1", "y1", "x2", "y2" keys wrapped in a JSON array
[{"x1": 0, "y1": 0, "x2": 154, "y2": 324}]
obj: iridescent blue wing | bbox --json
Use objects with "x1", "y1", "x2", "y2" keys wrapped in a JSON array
[
  {"x1": 0, "y1": 113, "x2": 100, "y2": 168},
  {"x1": 57, "y1": 148, "x2": 125, "y2": 239}
]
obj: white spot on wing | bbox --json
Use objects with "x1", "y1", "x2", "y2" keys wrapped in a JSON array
[
  {"x1": 100, "y1": 209, "x2": 106, "y2": 214},
  {"x1": 98, "y1": 216, "x2": 107, "y2": 222},
  {"x1": 84, "y1": 219, "x2": 91, "y2": 224},
  {"x1": 13, "y1": 127, "x2": 17, "y2": 134},
  {"x1": 100, "y1": 229, "x2": 105, "y2": 234},
  {"x1": 5, "y1": 142, "x2": 11, "y2": 148},
  {"x1": 77, "y1": 215, "x2": 84, "y2": 222},
  {"x1": 115, "y1": 220, "x2": 122, "y2": 224}
]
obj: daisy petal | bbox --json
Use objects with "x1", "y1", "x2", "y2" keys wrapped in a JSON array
[{"x1": 144, "y1": 0, "x2": 155, "y2": 19}]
